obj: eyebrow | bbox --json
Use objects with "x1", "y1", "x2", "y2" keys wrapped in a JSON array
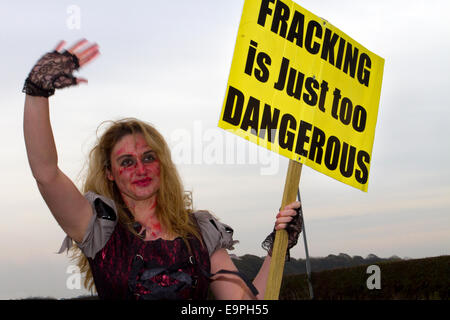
[{"x1": 115, "y1": 150, "x2": 156, "y2": 162}]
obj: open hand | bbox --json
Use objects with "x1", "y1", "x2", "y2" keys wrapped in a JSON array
[
  {"x1": 23, "y1": 39, "x2": 100, "y2": 97},
  {"x1": 53, "y1": 39, "x2": 100, "y2": 84}
]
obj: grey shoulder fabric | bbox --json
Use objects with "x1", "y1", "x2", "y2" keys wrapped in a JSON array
[
  {"x1": 57, "y1": 191, "x2": 118, "y2": 259},
  {"x1": 192, "y1": 210, "x2": 239, "y2": 257}
]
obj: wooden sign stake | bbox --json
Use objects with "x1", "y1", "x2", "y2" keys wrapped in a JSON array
[{"x1": 264, "y1": 159, "x2": 303, "y2": 300}]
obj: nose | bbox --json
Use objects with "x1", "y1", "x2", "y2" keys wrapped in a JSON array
[{"x1": 135, "y1": 160, "x2": 147, "y2": 175}]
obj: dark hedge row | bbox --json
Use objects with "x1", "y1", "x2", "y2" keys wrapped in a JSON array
[{"x1": 279, "y1": 255, "x2": 449, "y2": 300}]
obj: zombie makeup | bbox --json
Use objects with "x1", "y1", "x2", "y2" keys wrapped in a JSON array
[
  {"x1": 108, "y1": 133, "x2": 166, "y2": 240},
  {"x1": 108, "y1": 134, "x2": 161, "y2": 204}
]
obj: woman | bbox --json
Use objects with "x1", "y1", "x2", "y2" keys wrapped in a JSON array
[{"x1": 23, "y1": 39, "x2": 302, "y2": 300}]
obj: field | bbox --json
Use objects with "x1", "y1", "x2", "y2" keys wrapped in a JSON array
[{"x1": 279, "y1": 255, "x2": 449, "y2": 300}]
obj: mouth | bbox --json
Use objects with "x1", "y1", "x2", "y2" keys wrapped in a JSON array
[{"x1": 132, "y1": 177, "x2": 152, "y2": 187}]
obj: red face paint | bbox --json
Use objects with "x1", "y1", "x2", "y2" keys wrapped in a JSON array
[
  {"x1": 152, "y1": 222, "x2": 161, "y2": 232},
  {"x1": 109, "y1": 134, "x2": 161, "y2": 203},
  {"x1": 150, "y1": 199, "x2": 157, "y2": 210},
  {"x1": 114, "y1": 146, "x2": 127, "y2": 157}
]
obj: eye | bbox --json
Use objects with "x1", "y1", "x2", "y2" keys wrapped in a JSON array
[
  {"x1": 143, "y1": 153, "x2": 156, "y2": 163},
  {"x1": 120, "y1": 158, "x2": 135, "y2": 167}
]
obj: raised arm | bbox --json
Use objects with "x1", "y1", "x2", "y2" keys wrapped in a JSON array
[{"x1": 23, "y1": 39, "x2": 100, "y2": 243}]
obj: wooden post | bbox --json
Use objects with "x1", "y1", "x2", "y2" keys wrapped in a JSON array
[{"x1": 264, "y1": 159, "x2": 303, "y2": 300}]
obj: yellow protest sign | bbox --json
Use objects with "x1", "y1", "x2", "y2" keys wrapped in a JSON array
[{"x1": 218, "y1": 0, "x2": 385, "y2": 191}]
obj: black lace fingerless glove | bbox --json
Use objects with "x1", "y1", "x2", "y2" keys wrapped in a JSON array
[
  {"x1": 22, "y1": 50, "x2": 80, "y2": 97},
  {"x1": 262, "y1": 206, "x2": 303, "y2": 261}
]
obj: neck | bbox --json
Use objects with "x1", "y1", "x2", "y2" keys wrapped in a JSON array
[
  {"x1": 122, "y1": 194, "x2": 158, "y2": 225},
  {"x1": 122, "y1": 195, "x2": 164, "y2": 240}
]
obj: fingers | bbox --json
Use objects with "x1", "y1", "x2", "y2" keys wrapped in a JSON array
[
  {"x1": 52, "y1": 39, "x2": 100, "y2": 68},
  {"x1": 275, "y1": 209, "x2": 296, "y2": 230},
  {"x1": 283, "y1": 201, "x2": 301, "y2": 211},
  {"x1": 277, "y1": 202, "x2": 301, "y2": 218},
  {"x1": 54, "y1": 40, "x2": 66, "y2": 52},
  {"x1": 275, "y1": 216, "x2": 294, "y2": 230},
  {"x1": 76, "y1": 78, "x2": 88, "y2": 84},
  {"x1": 55, "y1": 39, "x2": 89, "y2": 53},
  {"x1": 67, "y1": 38, "x2": 88, "y2": 54},
  {"x1": 274, "y1": 201, "x2": 301, "y2": 230},
  {"x1": 54, "y1": 39, "x2": 99, "y2": 59},
  {"x1": 79, "y1": 49, "x2": 100, "y2": 67},
  {"x1": 78, "y1": 43, "x2": 99, "y2": 60}
]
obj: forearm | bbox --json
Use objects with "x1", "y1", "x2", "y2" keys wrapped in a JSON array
[
  {"x1": 252, "y1": 255, "x2": 272, "y2": 299},
  {"x1": 23, "y1": 95, "x2": 59, "y2": 183}
]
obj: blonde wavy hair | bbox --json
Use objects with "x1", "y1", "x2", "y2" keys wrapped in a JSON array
[{"x1": 70, "y1": 118, "x2": 202, "y2": 292}]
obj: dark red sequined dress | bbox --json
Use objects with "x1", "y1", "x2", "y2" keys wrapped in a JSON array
[
  {"x1": 88, "y1": 221, "x2": 211, "y2": 300},
  {"x1": 58, "y1": 192, "x2": 258, "y2": 300}
]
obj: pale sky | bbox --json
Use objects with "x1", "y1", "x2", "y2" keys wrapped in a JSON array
[{"x1": 0, "y1": 0, "x2": 449, "y2": 299}]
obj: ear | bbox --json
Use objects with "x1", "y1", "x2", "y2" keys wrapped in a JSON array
[{"x1": 106, "y1": 168, "x2": 115, "y2": 181}]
